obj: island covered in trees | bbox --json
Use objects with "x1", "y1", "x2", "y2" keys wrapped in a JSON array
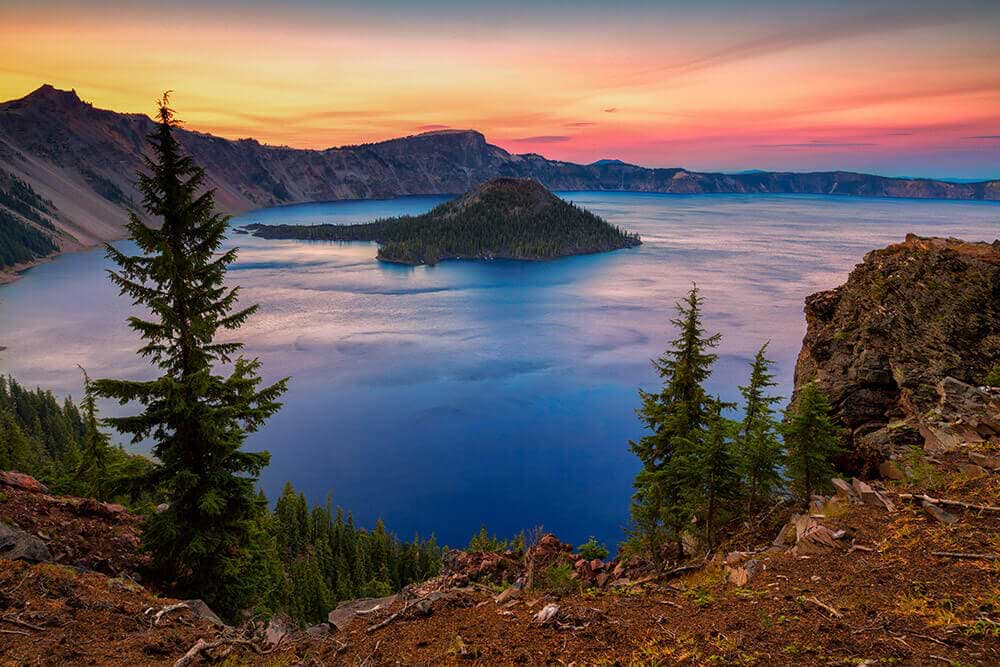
[{"x1": 243, "y1": 178, "x2": 642, "y2": 265}]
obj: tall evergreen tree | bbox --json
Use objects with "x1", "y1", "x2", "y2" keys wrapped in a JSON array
[
  {"x1": 735, "y1": 343, "x2": 784, "y2": 513},
  {"x1": 629, "y1": 284, "x2": 720, "y2": 562},
  {"x1": 782, "y1": 382, "x2": 842, "y2": 507},
  {"x1": 691, "y1": 401, "x2": 741, "y2": 550},
  {"x1": 93, "y1": 95, "x2": 287, "y2": 615}
]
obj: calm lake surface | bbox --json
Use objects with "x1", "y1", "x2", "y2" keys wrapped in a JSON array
[{"x1": 2, "y1": 193, "x2": 997, "y2": 548}]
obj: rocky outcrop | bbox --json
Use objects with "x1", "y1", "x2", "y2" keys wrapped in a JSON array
[
  {"x1": 2, "y1": 86, "x2": 998, "y2": 278},
  {"x1": 793, "y1": 234, "x2": 1000, "y2": 471}
]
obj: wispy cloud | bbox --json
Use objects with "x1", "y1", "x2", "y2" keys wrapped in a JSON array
[
  {"x1": 416, "y1": 124, "x2": 451, "y2": 131},
  {"x1": 509, "y1": 135, "x2": 572, "y2": 143},
  {"x1": 604, "y1": 108, "x2": 617, "y2": 113},
  {"x1": 753, "y1": 141, "x2": 878, "y2": 149},
  {"x1": 563, "y1": 121, "x2": 595, "y2": 128},
  {"x1": 966, "y1": 135, "x2": 1000, "y2": 139}
]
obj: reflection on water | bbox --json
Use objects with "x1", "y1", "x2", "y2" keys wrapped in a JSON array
[{"x1": 1, "y1": 193, "x2": 997, "y2": 547}]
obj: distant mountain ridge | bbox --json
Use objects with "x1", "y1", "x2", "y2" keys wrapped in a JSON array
[{"x1": 1, "y1": 84, "x2": 998, "y2": 275}]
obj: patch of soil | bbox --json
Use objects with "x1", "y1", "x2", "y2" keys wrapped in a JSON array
[{"x1": 0, "y1": 487, "x2": 145, "y2": 577}]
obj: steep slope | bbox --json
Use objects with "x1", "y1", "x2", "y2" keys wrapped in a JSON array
[
  {"x1": 245, "y1": 177, "x2": 642, "y2": 264},
  {"x1": 793, "y1": 234, "x2": 1000, "y2": 471},
  {"x1": 1, "y1": 85, "x2": 998, "y2": 279}
]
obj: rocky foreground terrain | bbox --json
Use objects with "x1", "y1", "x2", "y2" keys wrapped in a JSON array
[
  {"x1": 0, "y1": 235, "x2": 997, "y2": 665},
  {"x1": 2, "y1": 85, "x2": 999, "y2": 279}
]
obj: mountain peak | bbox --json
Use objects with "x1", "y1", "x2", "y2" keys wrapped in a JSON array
[{"x1": 15, "y1": 84, "x2": 88, "y2": 110}]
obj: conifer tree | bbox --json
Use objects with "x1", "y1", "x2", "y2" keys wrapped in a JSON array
[
  {"x1": 782, "y1": 382, "x2": 842, "y2": 507},
  {"x1": 93, "y1": 94, "x2": 287, "y2": 613},
  {"x1": 735, "y1": 343, "x2": 784, "y2": 513},
  {"x1": 692, "y1": 401, "x2": 741, "y2": 550},
  {"x1": 629, "y1": 284, "x2": 720, "y2": 562},
  {"x1": 75, "y1": 367, "x2": 112, "y2": 499}
]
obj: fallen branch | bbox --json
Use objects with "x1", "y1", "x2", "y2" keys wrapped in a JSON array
[
  {"x1": 173, "y1": 638, "x2": 259, "y2": 667},
  {"x1": 848, "y1": 544, "x2": 875, "y2": 554},
  {"x1": 898, "y1": 493, "x2": 1000, "y2": 513},
  {"x1": 654, "y1": 599, "x2": 682, "y2": 608},
  {"x1": 931, "y1": 551, "x2": 998, "y2": 561},
  {"x1": 0, "y1": 628, "x2": 31, "y2": 636},
  {"x1": 360, "y1": 639, "x2": 382, "y2": 667},
  {"x1": 1, "y1": 615, "x2": 45, "y2": 632},
  {"x1": 366, "y1": 600, "x2": 415, "y2": 633},
  {"x1": 150, "y1": 602, "x2": 190, "y2": 626},
  {"x1": 354, "y1": 604, "x2": 385, "y2": 616},
  {"x1": 803, "y1": 596, "x2": 842, "y2": 618},
  {"x1": 659, "y1": 558, "x2": 709, "y2": 580}
]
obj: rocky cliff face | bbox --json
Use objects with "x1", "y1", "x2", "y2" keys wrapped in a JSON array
[
  {"x1": 2, "y1": 85, "x2": 998, "y2": 266},
  {"x1": 793, "y1": 234, "x2": 1000, "y2": 471}
]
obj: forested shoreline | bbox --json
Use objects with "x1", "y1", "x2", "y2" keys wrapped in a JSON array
[{"x1": 246, "y1": 178, "x2": 641, "y2": 265}]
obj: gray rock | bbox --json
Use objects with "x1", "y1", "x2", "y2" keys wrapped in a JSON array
[
  {"x1": 0, "y1": 522, "x2": 51, "y2": 562},
  {"x1": 181, "y1": 599, "x2": 227, "y2": 627},
  {"x1": 305, "y1": 623, "x2": 330, "y2": 638},
  {"x1": 969, "y1": 452, "x2": 1000, "y2": 470},
  {"x1": 327, "y1": 595, "x2": 397, "y2": 632},
  {"x1": 922, "y1": 501, "x2": 958, "y2": 525}
]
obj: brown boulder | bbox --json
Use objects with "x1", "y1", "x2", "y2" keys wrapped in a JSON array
[{"x1": 0, "y1": 471, "x2": 48, "y2": 494}]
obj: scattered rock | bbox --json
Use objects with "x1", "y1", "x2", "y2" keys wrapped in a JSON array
[
  {"x1": 878, "y1": 459, "x2": 906, "y2": 481},
  {"x1": 534, "y1": 603, "x2": 559, "y2": 625},
  {"x1": 525, "y1": 534, "x2": 574, "y2": 589},
  {"x1": 442, "y1": 549, "x2": 520, "y2": 586},
  {"x1": 327, "y1": 595, "x2": 397, "y2": 632},
  {"x1": 0, "y1": 470, "x2": 48, "y2": 494},
  {"x1": 305, "y1": 623, "x2": 330, "y2": 638},
  {"x1": 265, "y1": 616, "x2": 291, "y2": 646},
  {"x1": 788, "y1": 517, "x2": 843, "y2": 556},
  {"x1": 957, "y1": 463, "x2": 987, "y2": 479},
  {"x1": 181, "y1": 599, "x2": 227, "y2": 628},
  {"x1": 831, "y1": 478, "x2": 855, "y2": 501},
  {"x1": 494, "y1": 580, "x2": 522, "y2": 605},
  {"x1": 0, "y1": 521, "x2": 51, "y2": 562},
  {"x1": 922, "y1": 501, "x2": 958, "y2": 525},
  {"x1": 969, "y1": 452, "x2": 1000, "y2": 470},
  {"x1": 850, "y1": 478, "x2": 894, "y2": 511},
  {"x1": 77, "y1": 498, "x2": 127, "y2": 520}
]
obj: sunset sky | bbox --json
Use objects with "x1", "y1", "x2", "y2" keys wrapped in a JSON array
[{"x1": 2, "y1": 0, "x2": 999, "y2": 178}]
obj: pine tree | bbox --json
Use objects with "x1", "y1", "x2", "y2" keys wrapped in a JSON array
[
  {"x1": 629, "y1": 284, "x2": 720, "y2": 563},
  {"x1": 692, "y1": 401, "x2": 741, "y2": 550},
  {"x1": 75, "y1": 367, "x2": 112, "y2": 499},
  {"x1": 735, "y1": 343, "x2": 784, "y2": 513},
  {"x1": 782, "y1": 382, "x2": 843, "y2": 507},
  {"x1": 93, "y1": 95, "x2": 287, "y2": 614}
]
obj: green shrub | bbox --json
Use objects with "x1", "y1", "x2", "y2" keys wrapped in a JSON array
[
  {"x1": 542, "y1": 563, "x2": 579, "y2": 596},
  {"x1": 576, "y1": 536, "x2": 609, "y2": 561},
  {"x1": 984, "y1": 366, "x2": 1000, "y2": 387}
]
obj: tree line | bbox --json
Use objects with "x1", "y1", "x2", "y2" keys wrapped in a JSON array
[
  {"x1": 0, "y1": 170, "x2": 59, "y2": 270},
  {"x1": 628, "y1": 285, "x2": 842, "y2": 563}
]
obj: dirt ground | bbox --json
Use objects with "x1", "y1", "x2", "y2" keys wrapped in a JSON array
[{"x1": 1, "y1": 444, "x2": 997, "y2": 665}]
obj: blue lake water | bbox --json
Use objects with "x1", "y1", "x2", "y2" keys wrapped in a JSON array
[{"x1": 1, "y1": 193, "x2": 997, "y2": 549}]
